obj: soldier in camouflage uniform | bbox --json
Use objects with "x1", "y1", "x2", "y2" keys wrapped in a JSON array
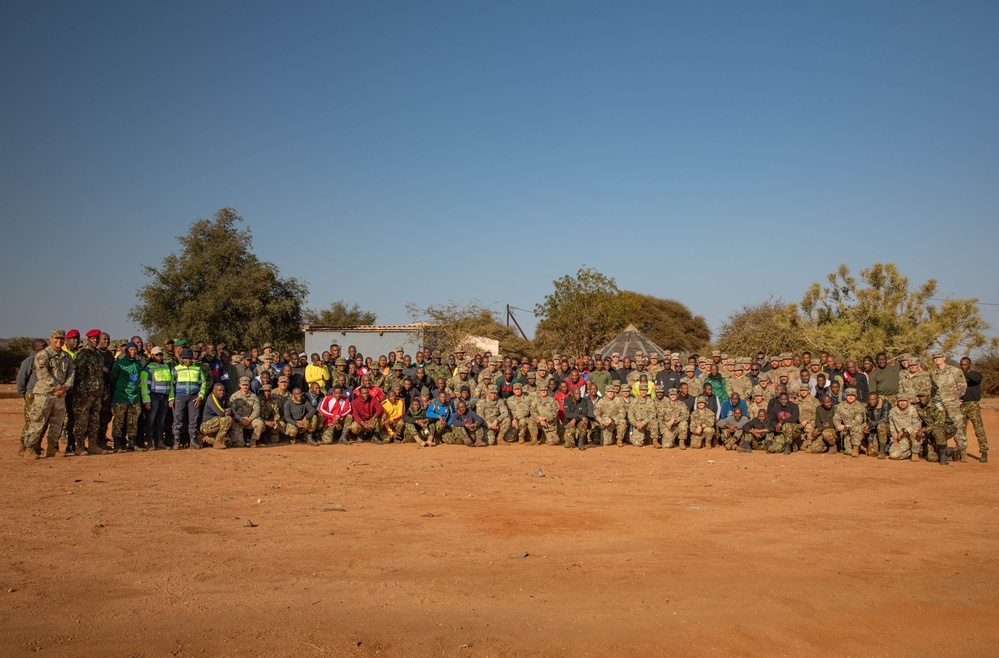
[
  {"x1": 507, "y1": 383, "x2": 537, "y2": 443},
  {"x1": 680, "y1": 365, "x2": 702, "y2": 399},
  {"x1": 594, "y1": 386, "x2": 627, "y2": 446},
  {"x1": 627, "y1": 384, "x2": 659, "y2": 447},
  {"x1": 385, "y1": 363, "x2": 407, "y2": 395},
  {"x1": 915, "y1": 391, "x2": 957, "y2": 465},
  {"x1": 808, "y1": 395, "x2": 838, "y2": 453},
  {"x1": 534, "y1": 363, "x2": 554, "y2": 391},
  {"x1": 446, "y1": 366, "x2": 474, "y2": 398},
  {"x1": 258, "y1": 384, "x2": 286, "y2": 443},
  {"x1": 403, "y1": 397, "x2": 433, "y2": 446},
  {"x1": 425, "y1": 351, "x2": 450, "y2": 384},
  {"x1": 110, "y1": 342, "x2": 144, "y2": 452},
  {"x1": 688, "y1": 397, "x2": 716, "y2": 449},
  {"x1": 522, "y1": 372, "x2": 542, "y2": 400},
  {"x1": 899, "y1": 357, "x2": 931, "y2": 402},
  {"x1": 24, "y1": 330, "x2": 75, "y2": 460},
  {"x1": 888, "y1": 393, "x2": 922, "y2": 461},
  {"x1": 728, "y1": 364, "x2": 752, "y2": 402},
  {"x1": 959, "y1": 357, "x2": 988, "y2": 462},
  {"x1": 931, "y1": 353, "x2": 968, "y2": 462},
  {"x1": 767, "y1": 391, "x2": 803, "y2": 454},
  {"x1": 229, "y1": 377, "x2": 265, "y2": 447},
  {"x1": 795, "y1": 386, "x2": 820, "y2": 440},
  {"x1": 834, "y1": 388, "x2": 866, "y2": 457},
  {"x1": 72, "y1": 329, "x2": 106, "y2": 455},
  {"x1": 660, "y1": 388, "x2": 690, "y2": 449},
  {"x1": 479, "y1": 385, "x2": 511, "y2": 446},
  {"x1": 864, "y1": 392, "x2": 892, "y2": 459},
  {"x1": 199, "y1": 383, "x2": 233, "y2": 449},
  {"x1": 531, "y1": 387, "x2": 561, "y2": 446}
]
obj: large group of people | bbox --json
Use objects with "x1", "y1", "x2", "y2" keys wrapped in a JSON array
[{"x1": 17, "y1": 330, "x2": 989, "y2": 467}]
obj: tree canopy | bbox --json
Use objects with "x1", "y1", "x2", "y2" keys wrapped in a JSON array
[
  {"x1": 718, "y1": 263, "x2": 993, "y2": 359},
  {"x1": 303, "y1": 301, "x2": 376, "y2": 327},
  {"x1": 405, "y1": 301, "x2": 534, "y2": 358},
  {"x1": 619, "y1": 291, "x2": 711, "y2": 353},
  {"x1": 129, "y1": 208, "x2": 308, "y2": 350},
  {"x1": 534, "y1": 267, "x2": 638, "y2": 357}
]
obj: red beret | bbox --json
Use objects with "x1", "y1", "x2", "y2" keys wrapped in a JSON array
[
  {"x1": 66, "y1": 329, "x2": 80, "y2": 338},
  {"x1": 86, "y1": 329, "x2": 101, "y2": 338}
]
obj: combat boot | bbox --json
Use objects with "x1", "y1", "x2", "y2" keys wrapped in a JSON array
[
  {"x1": 337, "y1": 437, "x2": 350, "y2": 445},
  {"x1": 371, "y1": 436, "x2": 382, "y2": 445},
  {"x1": 44, "y1": 441, "x2": 59, "y2": 458},
  {"x1": 156, "y1": 439, "x2": 170, "y2": 450},
  {"x1": 189, "y1": 437, "x2": 203, "y2": 450},
  {"x1": 878, "y1": 444, "x2": 886, "y2": 459},
  {"x1": 17, "y1": 445, "x2": 25, "y2": 457},
  {"x1": 213, "y1": 435, "x2": 227, "y2": 449},
  {"x1": 910, "y1": 450, "x2": 920, "y2": 462},
  {"x1": 24, "y1": 444, "x2": 41, "y2": 460},
  {"x1": 982, "y1": 452, "x2": 988, "y2": 464},
  {"x1": 938, "y1": 446, "x2": 949, "y2": 466},
  {"x1": 87, "y1": 439, "x2": 106, "y2": 455},
  {"x1": 958, "y1": 449, "x2": 968, "y2": 463},
  {"x1": 306, "y1": 434, "x2": 319, "y2": 446},
  {"x1": 577, "y1": 436, "x2": 586, "y2": 451},
  {"x1": 129, "y1": 437, "x2": 146, "y2": 452}
]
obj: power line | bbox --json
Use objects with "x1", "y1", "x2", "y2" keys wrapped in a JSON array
[{"x1": 931, "y1": 298, "x2": 999, "y2": 307}]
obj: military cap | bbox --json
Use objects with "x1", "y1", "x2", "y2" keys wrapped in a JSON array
[
  {"x1": 721, "y1": 353, "x2": 728, "y2": 360},
  {"x1": 432, "y1": 350, "x2": 441, "y2": 358},
  {"x1": 780, "y1": 352, "x2": 791, "y2": 359},
  {"x1": 909, "y1": 357, "x2": 921, "y2": 365},
  {"x1": 454, "y1": 348, "x2": 465, "y2": 354},
  {"x1": 175, "y1": 339, "x2": 187, "y2": 346},
  {"x1": 670, "y1": 352, "x2": 680, "y2": 359},
  {"x1": 230, "y1": 354, "x2": 241, "y2": 364},
  {"x1": 335, "y1": 358, "x2": 346, "y2": 366},
  {"x1": 734, "y1": 362, "x2": 745, "y2": 370},
  {"x1": 895, "y1": 391, "x2": 910, "y2": 401},
  {"x1": 650, "y1": 353, "x2": 660, "y2": 359},
  {"x1": 261, "y1": 384, "x2": 272, "y2": 392},
  {"x1": 395, "y1": 345, "x2": 404, "y2": 353},
  {"x1": 751, "y1": 386, "x2": 764, "y2": 397},
  {"x1": 526, "y1": 371, "x2": 536, "y2": 379},
  {"x1": 278, "y1": 375, "x2": 289, "y2": 383},
  {"x1": 638, "y1": 384, "x2": 649, "y2": 391},
  {"x1": 392, "y1": 363, "x2": 404, "y2": 370},
  {"x1": 65, "y1": 329, "x2": 80, "y2": 339},
  {"x1": 635, "y1": 351, "x2": 644, "y2": 357},
  {"x1": 684, "y1": 364, "x2": 695, "y2": 372},
  {"x1": 695, "y1": 396, "x2": 707, "y2": 404},
  {"x1": 537, "y1": 363, "x2": 547, "y2": 370},
  {"x1": 241, "y1": 352, "x2": 252, "y2": 360},
  {"x1": 180, "y1": 348, "x2": 195, "y2": 359},
  {"x1": 421, "y1": 386, "x2": 431, "y2": 396},
  {"x1": 262, "y1": 342, "x2": 273, "y2": 349},
  {"x1": 844, "y1": 387, "x2": 858, "y2": 397},
  {"x1": 711, "y1": 350, "x2": 721, "y2": 357},
  {"x1": 915, "y1": 388, "x2": 932, "y2": 397},
  {"x1": 611, "y1": 351, "x2": 620, "y2": 358},
  {"x1": 611, "y1": 379, "x2": 621, "y2": 386},
  {"x1": 51, "y1": 329, "x2": 66, "y2": 338},
  {"x1": 192, "y1": 345, "x2": 201, "y2": 353},
  {"x1": 150, "y1": 346, "x2": 163, "y2": 355},
  {"x1": 513, "y1": 383, "x2": 523, "y2": 390},
  {"x1": 668, "y1": 387, "x2": 679, "y2": 395},
  {"x1": 262, "y1": 353, "x2": 273, "y2": 360},
  {"x1": 238, "y1": 376, "x2": 250, "y2": 385},
  {"x1": 487, "y1": 384, "x2": 499, "y2": 393},
  {"x1": 931, "y1": 352, "x2": 945, "y2": 359}
]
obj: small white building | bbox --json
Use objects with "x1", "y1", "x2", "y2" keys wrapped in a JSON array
[{"x1": 303, "y1": 324, "x2": 426, "y2": 360}]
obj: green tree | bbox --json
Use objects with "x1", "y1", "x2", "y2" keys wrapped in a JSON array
[
  {"x1": 303, "y1": 301, "x2": 376, "y2": 327},
  {"x1": 799, "y1": 263, "x2": 992, "y2": 359},
  {"x1": 619, "y1": 292, "x2": 711, "y2": 353},
  {"x1": 715, "y1": 298, "x2": 809, "y2": 357},
  {"x1": 129, "y1": 208, "x2": 308, "y2": 351},
  {"x1": 534, "y1": 267, "x2": 638, "y2": 357}
]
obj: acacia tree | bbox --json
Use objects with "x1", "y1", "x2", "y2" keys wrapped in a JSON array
[
  {"x1": 303, "y1": 301, "x2": 376, "y2": 327},
  {"x1": 129, "y1": 208, "x2": 308, "y2": 350},
  {"x1": 534, "y1": 267, "x2": 638, "y2": 357},
  {"x1": 799, "y1": 263, "x2": 992, "y2": 358}
]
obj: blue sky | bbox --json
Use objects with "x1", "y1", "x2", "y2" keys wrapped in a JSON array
[{"x1": 2, "y1": 1, "x2": 997, "y2": 342}]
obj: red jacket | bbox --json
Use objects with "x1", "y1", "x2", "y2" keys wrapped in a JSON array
[
  {"x1": 351, "y1": 395, "x2": 384, "y2": 424},
  {"x1": 318, "y1": 394, "x2": 351, "y2": 426}
]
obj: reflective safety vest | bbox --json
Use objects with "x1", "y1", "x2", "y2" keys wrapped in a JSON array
[
  {"x1": 171, "y1": 364, "x2": 206, "y2": 400},
  {"x1": 141, "y1": 362, "x2": 174, "y2": 402}
]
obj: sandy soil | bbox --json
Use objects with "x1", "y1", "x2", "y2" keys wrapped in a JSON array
[{"x1": 2, "y1": 394, "x2": 998, "y2": 657}]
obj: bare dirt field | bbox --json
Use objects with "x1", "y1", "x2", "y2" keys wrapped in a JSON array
[{"x1": 2, "y1": 393, "x2": 998, "y2": 657}]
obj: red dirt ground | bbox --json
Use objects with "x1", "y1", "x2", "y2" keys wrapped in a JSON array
[{"x1": 2, "y1": 394, "x2": 997, "y2": 657}]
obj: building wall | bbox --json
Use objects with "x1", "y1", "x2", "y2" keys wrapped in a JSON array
[{"x1": 304, "y1": 330, "x2": 423, "y2": 361}]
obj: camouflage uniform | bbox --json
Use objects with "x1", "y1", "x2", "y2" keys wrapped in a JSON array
[
  {"x1": 888, "y1": 402, "x2": 922, "y2": 461},
  {"x1": 728, "y1": 375, "x2": 752, "y2": 402},
  {"x1": 796, "y1": 393, "x2": 820, "y2": 436},
  {"x1": 594, "y1": 394, "x2": 627, "y2": 446},
  {"x1": 627, "y1": 395, "x2": 659, "y2": 447},
  {"x1": 403, "y1": 407, "x2": 433, "y2": 445},
  {"x1": 961, "y1": 400, "x2": 987, "y2": 456},
  {"x1": 229, "y1": 390, "x2": 265, "y2": 447},
  {"x1": 916, "y1": 397, "x2": 957, "y2": 463},
  {"x1": 688, "y1": 406, "x2": 716, "y2": 449},
  {"x1": 899, "y1": 367, "x2": 931, "y2": 401},
  {"x1": 507, "y1": 389, "x2": 537, "y2": 443},
  {"x1": 932, "y1": 362, "x2": 968, "y2": 459},
  {"x1": 479, "y1": 391, "x2": 512, "y2": 445},
  {"x1": 259, "y1": 393, "x2": 287, "y2": 443},
  {"x1": 24, "y1": 341, "x2": 75, "y2": 458},
  {"x1": 659, "y1": 396, "x2": 690, "y2": 449},
  {"x1": 531, "y1": 395, "x2": 561, "y2": 445},
  {"x1": 72, "y1": 345, "x2": 106, "y2": 454},
  {"x1": 833, "y1": 399, "x2": 866, "y2": 457},
  {"x1": 199, "y1": 415, "x2": 233, "y2": 447}
]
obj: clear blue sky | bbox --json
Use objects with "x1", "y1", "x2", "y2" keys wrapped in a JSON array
[{"x1": 2, "y1": 1, "x2": 997, "y2": 342}]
